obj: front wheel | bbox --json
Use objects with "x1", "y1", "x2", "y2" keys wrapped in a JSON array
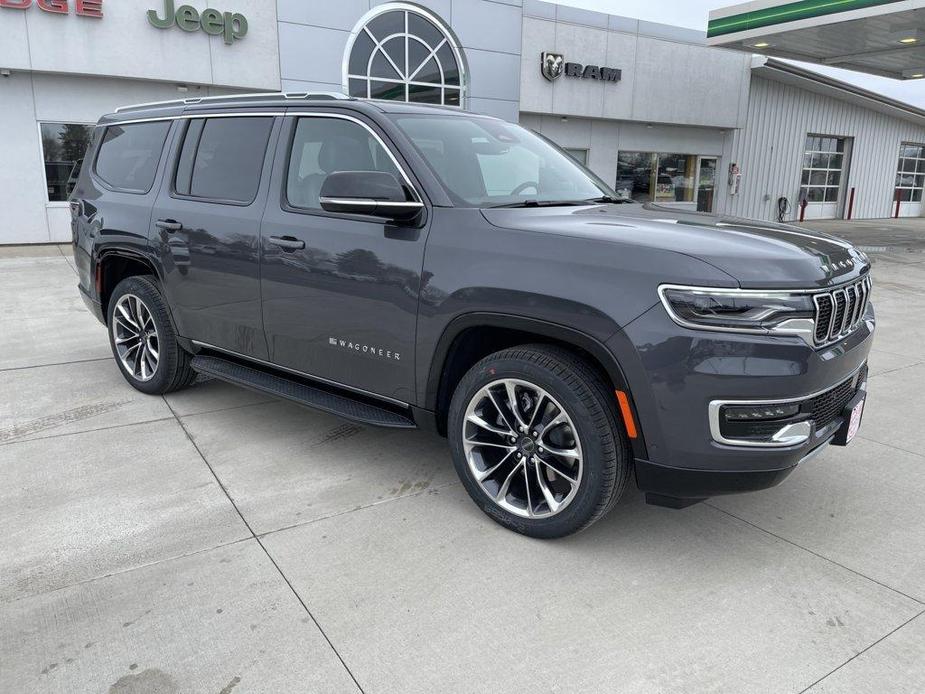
[
  {"x1": 448, "y1": 345, "x2": 631, "y2": 538},
  {"x1": 107, "y1": 275, "x2": 196, "y2": 395}
]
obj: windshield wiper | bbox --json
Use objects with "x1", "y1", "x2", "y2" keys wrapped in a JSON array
[
  {"x1": 583, "y1": 195, "x2": 632, "y2": 204},
  {"x1": 488, "y1": 199, "x2": 596, "y2": 209}
]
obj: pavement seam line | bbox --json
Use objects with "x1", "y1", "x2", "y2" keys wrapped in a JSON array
[
  {"x1": 2, "y1": 537, "x2": 254, "y2": 606},
  {"x1": 704, "y1": 503, "x2": 925, "y2": 606},
  {"x1": 162, "y1": 395, "x2": 367, "y2": 694},
  {"x1": 797, "y1": 609, "x2": 925, "y2": 693},
  {"x1": 256, "y1": 480, "x2": 462, "y2": 540},
  {"x1": 867, "y1": 361, "x2": 925, "y2": 379},
  {"x1": 856, "y1": 434, "x2": 925, "y2": 461},
  {"x1": 0, "y1": 357, "x2": 112, "y2": 373}
]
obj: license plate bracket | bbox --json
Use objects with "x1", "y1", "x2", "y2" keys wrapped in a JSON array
[{"x1": 831, "y1": 390, "x2": 865, "y2": 446}]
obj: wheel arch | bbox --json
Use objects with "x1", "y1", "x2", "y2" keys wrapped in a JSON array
[
  {"x1": 425, "y1": 313, "x2": 648, "y2": 459},
  {"x1": 96, "y1": 248, "x2": 163, "y2": 324}
]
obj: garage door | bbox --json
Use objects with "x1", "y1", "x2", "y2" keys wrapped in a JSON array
[{"x1": 800, "y1": 135, "x2": 849, "y2": 220}]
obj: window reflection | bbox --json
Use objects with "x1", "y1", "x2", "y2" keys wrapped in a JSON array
[{"x1": 40, "y1": 122, "x2": 94, "y2": 201}]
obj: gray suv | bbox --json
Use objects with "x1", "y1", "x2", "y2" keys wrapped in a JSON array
[{"x1": 70, "y1": 93, "x2": 874, "y2": 538}]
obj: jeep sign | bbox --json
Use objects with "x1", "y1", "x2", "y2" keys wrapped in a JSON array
[{"x1": 147, "y1": 0, "x2": 246, "y2": 45}]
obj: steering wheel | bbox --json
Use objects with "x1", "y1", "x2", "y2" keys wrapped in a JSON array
[{"x1": 510, "y1": 181, "x2": 539, "y2": 196}]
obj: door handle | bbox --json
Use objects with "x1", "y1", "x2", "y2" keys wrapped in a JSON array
[
  {"x1": 155, "y1": 219, "x2": 183, "y2": 232},
  {"x1": 268, "y1": 235, "x2": 305, "y2": 251}
]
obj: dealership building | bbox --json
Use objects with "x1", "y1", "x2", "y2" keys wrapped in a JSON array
[{"x1": 4, "y1": 0, "x2": 925, "y2": 245}]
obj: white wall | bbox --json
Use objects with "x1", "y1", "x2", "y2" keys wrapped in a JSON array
[
  {"x1": 0, "y1": 72, "x2": 243, "y2": 245},
  {"x1": 725, "y1": 76, "x2": 925, "y2": 222},
  {"x1": 0, "y1": 0, "x2": 280, "y2": 90},
  {"x1": 520, "y1": 15, "x2": 753, "y2": 129},
  {"x1": 520, "y1": 113, "x2": 728, "y2": 191}
]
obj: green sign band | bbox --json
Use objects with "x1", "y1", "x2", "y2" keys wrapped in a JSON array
[{"x1": 708, "y1": 0, "x2": 904, "y2": 38}]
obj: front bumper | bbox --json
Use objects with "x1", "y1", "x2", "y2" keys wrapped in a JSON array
[{"x1": 606, "y1": 301, "x2": 875, "y2": 502}]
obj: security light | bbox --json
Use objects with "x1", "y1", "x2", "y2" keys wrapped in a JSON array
[
  {"x1": 889, "y1": 28, "x2": 924, "y2": 44},
  {"x1": 902, "y1": 68, "x2": 925, "y2": 79},
  {"x1": 752, "y1": 41, "x2": 772, "y2": 48}
]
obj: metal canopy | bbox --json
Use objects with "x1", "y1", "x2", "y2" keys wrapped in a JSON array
[{"x1": 708, "y1": 0, "x2": 925, "y2": 79}]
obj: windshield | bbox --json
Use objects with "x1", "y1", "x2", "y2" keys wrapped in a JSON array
[{"x1": 391, "y1": 114, "x2": 620, "y2": 208}]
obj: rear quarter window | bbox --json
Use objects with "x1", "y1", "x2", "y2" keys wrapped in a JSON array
[{"x1": 94, "y1": 121, "x2": 171, "y2": 193}]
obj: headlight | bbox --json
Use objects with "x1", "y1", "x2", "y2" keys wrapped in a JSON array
[{"x1": 658, "y1": 285, "x2": 815, "y2": 335}]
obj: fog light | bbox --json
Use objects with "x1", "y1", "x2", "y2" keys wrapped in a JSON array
[{"x1": 723, "y1": 403, "x2": 800, "y2": 421}]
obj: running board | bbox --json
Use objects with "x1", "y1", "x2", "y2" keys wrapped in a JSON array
[{"x1": 190, "y1": 355, "x2": 416, "y2": 429}]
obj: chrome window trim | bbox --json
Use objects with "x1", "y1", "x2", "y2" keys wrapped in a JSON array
[
  {"x1": 285, "y1": 111, "x2": 423, "y2": 204},
  {"x1": 191, "y1": 340, "x2": 409, "y2": 407},
  {"x1": 707, "y1": 361, "x2": 867, "y2": 448},
  {"x1": 95, "y1": 111, "x2": 425, "y2": 205}
]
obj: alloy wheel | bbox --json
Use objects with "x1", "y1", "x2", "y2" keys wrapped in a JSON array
[
  {"x1": 462, "y1": 378, "x2": 583, "y2": 518},
  {"x1": 111, "y1": 294, "x2": 159, "y2": 382}
]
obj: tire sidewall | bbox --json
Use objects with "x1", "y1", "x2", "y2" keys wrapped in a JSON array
[
  {"x1": 107, "y1": 276, "x2": 178, "y2": 395},
  {"x1": 448, "y1": 353, "x2": 619, "y2": 538}
]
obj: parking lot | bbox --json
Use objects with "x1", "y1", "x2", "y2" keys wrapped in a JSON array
[{"x1": 1, "y1": 222, "x2": 924, "y2": 694}]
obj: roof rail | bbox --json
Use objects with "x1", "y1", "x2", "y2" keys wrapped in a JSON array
[{"x1": 114, "y1": 91, "x2": 351, "y2": 113}]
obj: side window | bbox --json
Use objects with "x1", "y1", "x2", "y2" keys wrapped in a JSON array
[
  {"x1": 175, "y1": 117, "x2": 274, "y2": 204},
  {"x1": 286, "y1": 117, "x2": 401, "y2": 210},
  {"x1": 94, "y1": 121, "x2": 171, "y2": 193}
]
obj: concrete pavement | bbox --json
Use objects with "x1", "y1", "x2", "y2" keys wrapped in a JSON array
[{"x1": 1, "y1": 236, "x2": 923, "y2": 693}]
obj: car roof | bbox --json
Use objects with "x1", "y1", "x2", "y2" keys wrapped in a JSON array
[{"x1": 98, "y1": 91, "x2": 489, "y2": 125}]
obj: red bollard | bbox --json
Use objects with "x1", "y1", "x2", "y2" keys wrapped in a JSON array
[
  {"x1": 799, "y1": 198, "x2": 808, "y2": 222},
  {"x1": 846, "y1": 187, "x2": 855, "y2": 220},
  {"x1": 895, "y1": 188, "x2": 901, "y2": 218}
]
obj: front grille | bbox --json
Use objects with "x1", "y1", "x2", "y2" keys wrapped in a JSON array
[
  {"x1": 806, "y1": 364, "x2": 868, "y2": 430},
  {"x1": 812, "y1": 276, "x2": 871, "y2": 347}
]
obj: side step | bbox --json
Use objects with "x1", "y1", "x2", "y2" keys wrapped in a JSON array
[{"x1": 190, "y1": 355, "x2": 416, "y2": 429}]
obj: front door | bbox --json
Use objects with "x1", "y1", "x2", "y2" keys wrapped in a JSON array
[
  {"x1": 259, "y1": 114, "x2": 428, "y2": 403},
  {"x1": 149, "y1": 114, "x2": 278, "y2": 359}
]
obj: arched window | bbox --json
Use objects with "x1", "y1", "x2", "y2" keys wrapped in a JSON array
[{"x1": 344, "y1": 3, "x2": 466, "y2": 107}]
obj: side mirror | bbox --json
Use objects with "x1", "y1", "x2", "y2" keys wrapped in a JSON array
[{"x1": 320, "y1": 171, "x2": 423, "y2": 221}]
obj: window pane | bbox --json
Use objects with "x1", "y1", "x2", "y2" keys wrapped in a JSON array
[
  {"x1": 382, "y1": 37, "x2": 406, "y2": 76},
  {"x1": 287, "y1": 117, "x2": 400, "y2": 210},
  {"x1": 826, "y1": 171, "x2": 841, "y2": 186},
  {"x1": 903, "y1": 158, "x2": 917, "y2": 172},
  {"x1": 189, "y1": 117, "x2": 273, "y2": 203},
  {"x1": 824, "y1": 187, "x2": 840, "y2": 202},
  {"x1": 897, "y1": 187, "x2": 913, "y2": 202},
  {"x1": 829, "y1": 153, "x2": 843, "y2": 170},
  {"x1": 175, "y1": 119, "x2": 204, "y2": 196},
  {"x1": 348, "y1": 30, "x2": 374, "y2": 75},
  {"x1": 371, "y1": 50, "x2": 401, "y2": 79},
  {"x1": 370, "y1": 80, "x2": 405, "y2": 100},
  {"x1": 697, "y1": 158, "x2": 717, "y2": 212},
  {"x1": 805, "y1": 187, "x2": 825, "y2": 202},
  {"x1": 367, "y1": 10, "x2": 404, "y2": 41},
  {"x1": 914, "y1": 189, "x2": 923, "y2": 202},
  {"x1": 408, "y1": 13, "x2": 443, "y2": 48},
  {"x1": 810, "y1": 153, "x2": 828, "y2": 169},
  {"x1": 436, "y1": 43, "x2": 459, "y2": 85},
  {"x1": 809, "y1": 170, "x2": 827, "y2": 185},
  {"x1": 395, "y1": 115, "x2": 610, "y2": 207},
  {"x1": 348, "y1": 79, "x2": 368, "y2": 98},
  {"x1": 95, "y1": 121, "x2": 170, "y2": 193},
  {"x1": 408, "y1": 83, "x2": 442, "y2": 104},
  {"x1": 40, "y1": 122, "x2": 94, "y2": 201},
  {"x1": 617, "y1": 151, "x2": 654, "y2": 201},
  {"x1": 657, "y1": 153, "x2": 696, "y2": 203},
  {"x1": 444, "y1": 89, "x2": 460, "y2": 107}
]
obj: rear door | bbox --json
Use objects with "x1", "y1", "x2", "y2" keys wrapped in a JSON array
[
  {"x1": 258, "y1": 112, "x2": 429, "y2": 404},
  {"x1": 149, "y1": 113, "x2": 280, "y2": 359}
]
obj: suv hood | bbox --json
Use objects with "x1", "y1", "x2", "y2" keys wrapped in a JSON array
[{"x1": 481, "y1": 203, "x2": 870, "y2": 289}]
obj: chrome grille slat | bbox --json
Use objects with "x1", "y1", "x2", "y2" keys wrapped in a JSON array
[{"x1": 813, "y1": 276, "x2": 871, "y2": 347}]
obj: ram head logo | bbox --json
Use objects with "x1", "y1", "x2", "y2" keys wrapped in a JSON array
[{"x1": 541, "y1": 52, "x2": 564, "y2": 81}]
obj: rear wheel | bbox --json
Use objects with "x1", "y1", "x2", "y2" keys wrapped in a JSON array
[
  {"x1": 107, "y1": 276, "x2": 196, "y2": 395},
  {"x1": 448, "y1": 345, "x2": 631, "y2": 538}
]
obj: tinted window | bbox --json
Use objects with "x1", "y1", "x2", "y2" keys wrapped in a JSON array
[
  {"x1": 392, "y1": 115, "x2": 612, "y2": 207},
  {"x1": 40, "y1": 122, "x2": 95, "y2": 201},
  {"x1": 286, "y1": 117, "x2": 401, "y2": 210},
  {"x1": 95, "y1": 121, "x2": 171, "y2": 193},
  {"x1": 176, "y1": 117, "x2": 273, "y2": 203}
]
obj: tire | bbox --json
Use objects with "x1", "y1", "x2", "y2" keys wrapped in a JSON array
[
  {"x1": 107, "y1": 275, "x2": 196, "y2": 395},
  {"x1": 448, "y1": 344, "x2": 631, "y2": 539}
]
